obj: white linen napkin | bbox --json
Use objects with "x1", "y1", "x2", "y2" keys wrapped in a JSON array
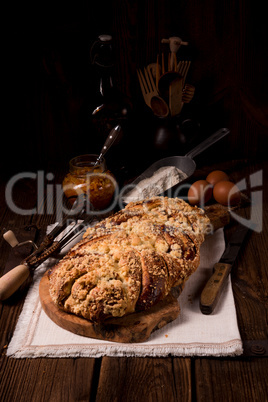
[{"x1": 7, "y1": 224, "x2": 243, "y2": 358}]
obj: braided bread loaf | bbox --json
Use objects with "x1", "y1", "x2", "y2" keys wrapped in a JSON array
[{"x1": 49, "y1": 197, "x2": 211, "y2": 322}]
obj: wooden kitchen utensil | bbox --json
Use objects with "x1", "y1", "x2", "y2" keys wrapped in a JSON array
[
  {"x1": 182, "y1": 84, "x2": 195, "y2": 103},
  {"x1": 162, "y1": 37, "x2": 188, "y2": 67},
  {"x1": 137, "y1": 68, "x2": 169, "y2": 118},
  {"x1": 161, "y1": 37, "x2": 188, "y2": 74},
  {"x1": 169, "y1": 75, "x2": 183, "y2": 116},
  {"x1": 156, "y1": 52, "x2": 184, "y2": 115},
  {"x1": 177, "y1": 61, "x2": 191, "y2": 85},
  {"x1": 158, "y1": 69, "x2": 183, "y2": 104}
]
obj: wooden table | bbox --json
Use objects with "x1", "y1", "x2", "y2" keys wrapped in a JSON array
[{"x1": 0, "y1": 160, "x2": 267, "y2": 401}]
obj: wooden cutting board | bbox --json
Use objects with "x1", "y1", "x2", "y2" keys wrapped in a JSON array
[
  {"x1": 39, "y1": 202, "x2": 246, "y2": 343},
  {"x1": 39, "y1": 271, "x2": 181, "y2": 343}
]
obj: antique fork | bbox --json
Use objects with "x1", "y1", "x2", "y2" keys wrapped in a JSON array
[{"x1": 137, "y1": 67, "x2": 169, "y2": 118}]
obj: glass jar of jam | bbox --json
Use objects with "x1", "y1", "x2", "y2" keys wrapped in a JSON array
[{"x1": 62, "y1": 154, "x2": 116, "y2": 210}]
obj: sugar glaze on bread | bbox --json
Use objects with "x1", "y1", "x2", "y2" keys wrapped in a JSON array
[{"x1": 49, "y1": 197, "x2": 210, "y2": 322}]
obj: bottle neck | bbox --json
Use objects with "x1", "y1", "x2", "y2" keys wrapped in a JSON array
[{"x1": 99, "y1": 74, "x2": 114, "y2": 98}]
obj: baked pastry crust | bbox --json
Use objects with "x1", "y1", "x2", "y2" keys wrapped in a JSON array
[{"x1": 49, "y1": 197, "x2": 210, "y2": 322}]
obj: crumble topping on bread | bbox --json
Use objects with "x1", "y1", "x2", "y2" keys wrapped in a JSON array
[{"x1": 49, "y1": 196, "x2": 210, "y2": 322}]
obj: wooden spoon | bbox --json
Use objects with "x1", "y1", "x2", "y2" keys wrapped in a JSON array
[
  {"x1": 169, "y1": 75, "x2": 183, "y2": 116},
  {"x1": 158, "y1": 71, "x2": 181, "y2": 98}
]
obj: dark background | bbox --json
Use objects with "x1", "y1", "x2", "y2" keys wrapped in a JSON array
[{"x1": 3, "y1": 0, "x2": 268, "y2": 180}]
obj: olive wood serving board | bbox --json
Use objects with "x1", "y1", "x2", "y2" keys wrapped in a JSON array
[{"x1": 39, "y1": 272, "x2": 181, "y2": 343}]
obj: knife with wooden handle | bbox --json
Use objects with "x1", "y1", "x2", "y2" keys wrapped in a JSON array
[{"x1": 200, "y1": 223, "x2": 250, "y2": 315}]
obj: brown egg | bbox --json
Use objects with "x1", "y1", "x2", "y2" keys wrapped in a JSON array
[
  {"x1": 188, "y1": 180, "x2": 213, "y2": 206},
  {"x1": 206, "y1": 170, "x2": 229, "y2": 186},
  {"x1": 213, "y1": 181, "x2": 241, "y2": 206}
]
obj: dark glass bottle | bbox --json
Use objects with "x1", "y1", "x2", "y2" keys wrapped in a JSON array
[{"x1": 90, "y1": 35, "x2": 131, "y2": 172}]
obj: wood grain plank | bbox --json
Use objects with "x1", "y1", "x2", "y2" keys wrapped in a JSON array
[
  {"x1": 172, "y1": 358, "x2": 192, "y2": 402},
  {"x1": 195, "y1": 358, "x2": 268, "y2": 402},
  {"x1": 232, "y1": 230, "x2": 268, "y2": 341},
  {"x1": 0, "y1": 357, "x2": 96, "y2": 402},
  {"x1": 230, "y1": 163, "x2": 268, "y2": 342},
  {"x1": 191, "y1": 160, "x2": 268, "y2": 343},
  {"x1": 95, "y1": 357, "x2": 192, "y2": 402}
]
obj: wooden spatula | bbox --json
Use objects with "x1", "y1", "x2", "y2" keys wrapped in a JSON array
[{"x1": 169, "y1": 74, "x2": 183, "y2": 116}]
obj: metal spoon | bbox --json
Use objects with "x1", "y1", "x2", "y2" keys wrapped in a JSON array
[
  {"x1": 122, "y1": 127, "x2": 230, "y2": 203},
  {"x1": 94, "y1": 125, "x2": 122, "y2": 166}
]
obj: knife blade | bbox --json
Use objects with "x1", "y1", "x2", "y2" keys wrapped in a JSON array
[{"x1": 200, "y1": 224, "x2": 249, "y2": 315}]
